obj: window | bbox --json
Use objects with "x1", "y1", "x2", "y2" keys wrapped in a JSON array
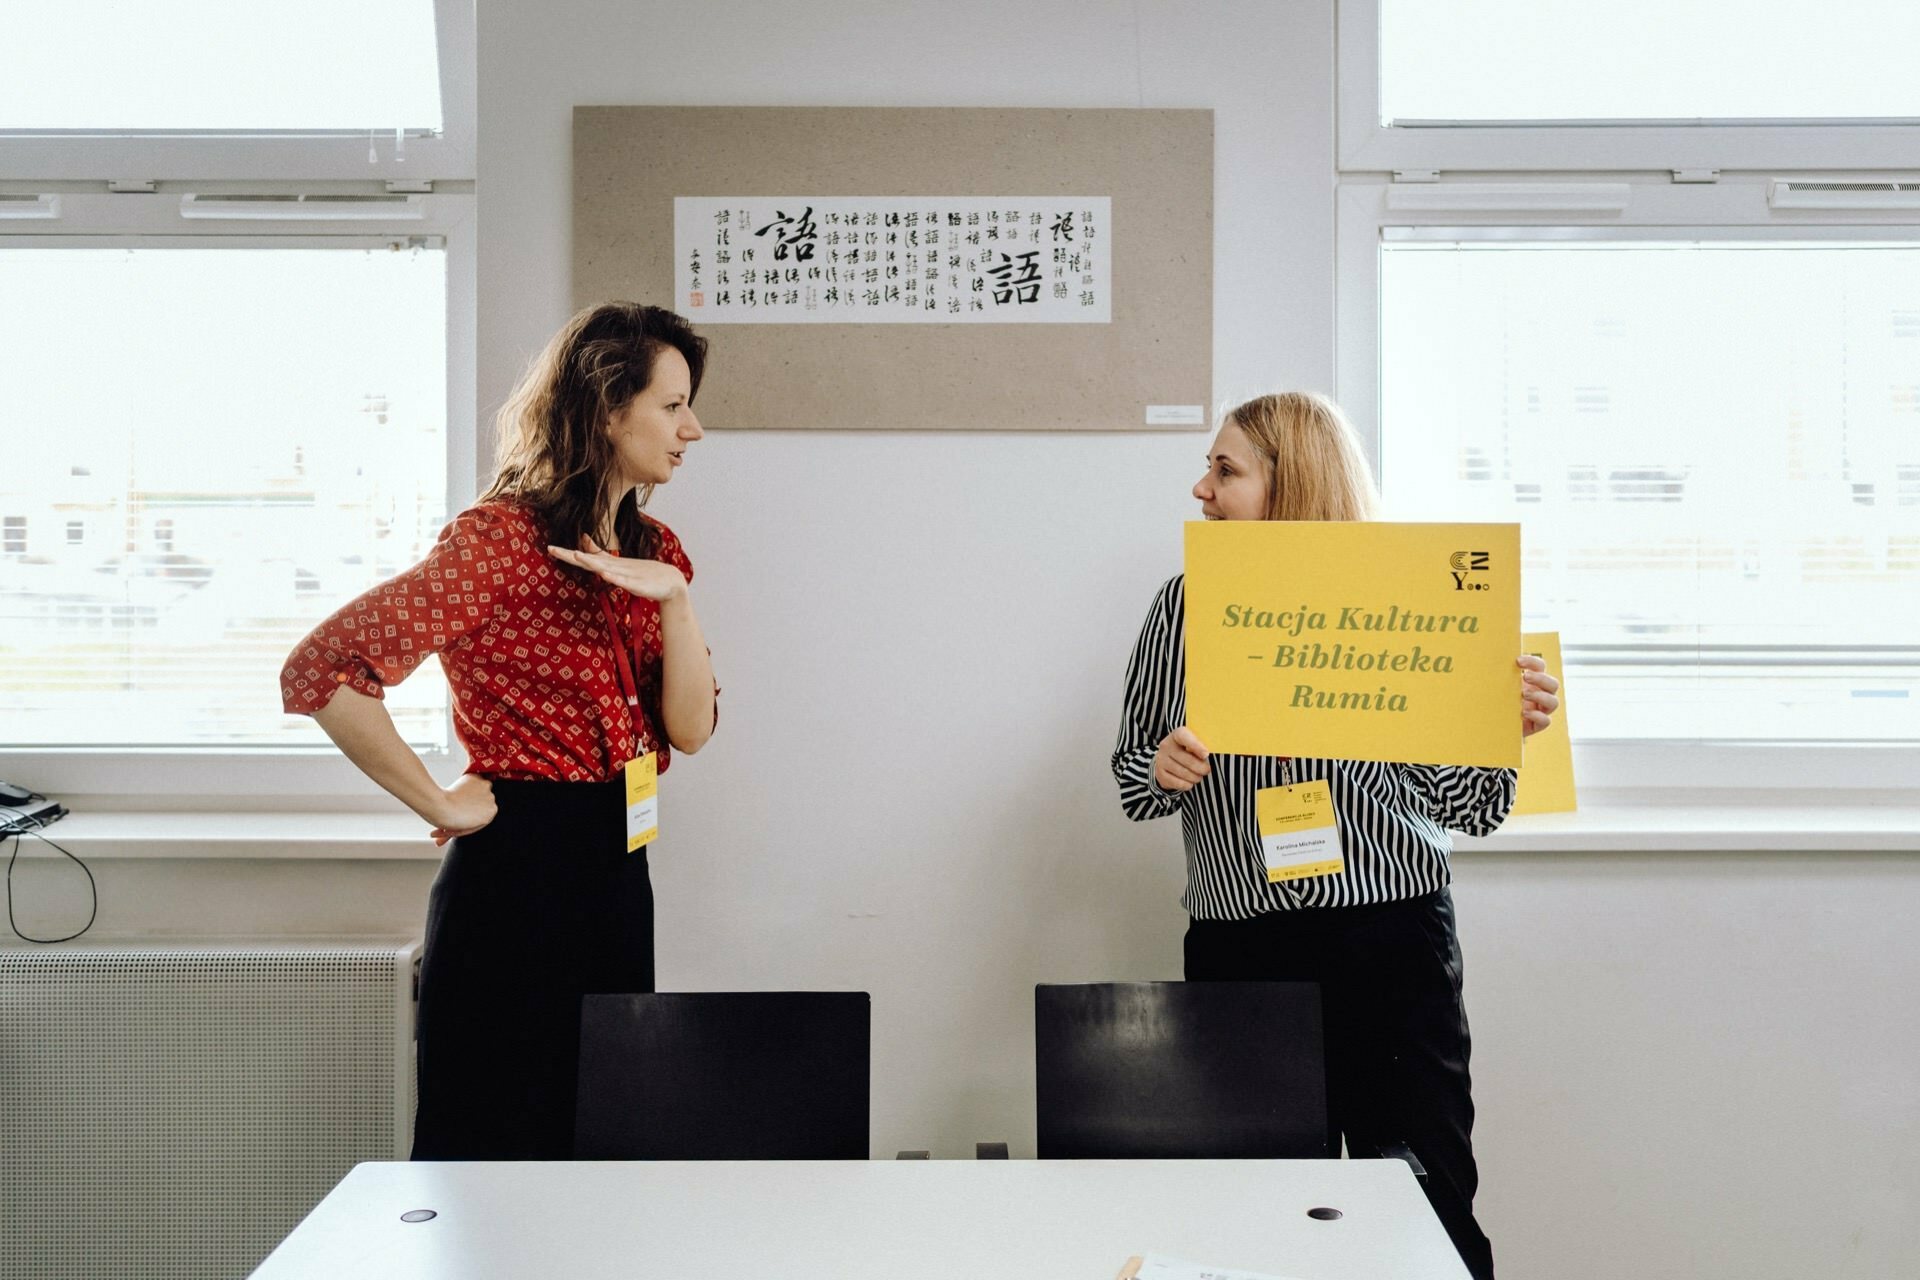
[
  {"x1": 1339, "y1": 0, "x2": 1920, "y2": 171},
  {"x1": 0, "y1": 0, "x2": 473, "y2": 184},
  {"x1": 0, "y1": 1, "x2": 443, "y2": 131},
  {"x1": 1376, "y1": 238, "x2": 1920, "y2": 743},
  {"x1": 1378, "y1": 0, "x2": 1920, "y2": 124},
  {"x1": 0, "y1": 2, "x2": 473, "y2": 799},
  {"x1": 3, "y1": 516, "x2": 25, "y2": 555},
  {"x1": 0, "y1": 244, "x2": 451, "y2": 752},
  {"x1": 1339, "y1": 4, "x2": 1920, "y2": 788}
]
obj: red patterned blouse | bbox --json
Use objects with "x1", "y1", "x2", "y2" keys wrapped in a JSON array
[{"x1": 280, "y1": 500, "x2": 709, "y2": 782}]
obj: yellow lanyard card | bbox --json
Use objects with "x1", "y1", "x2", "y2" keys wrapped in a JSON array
[
  {"x1": 1255, "y1": 780, "x2": 1344, "y2": 882},
  {"x1": 623, "y1": 752, "x2": 658, "y2": 852}
]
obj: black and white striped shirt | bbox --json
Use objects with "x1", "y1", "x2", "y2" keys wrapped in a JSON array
[{"x1": 1112, "y1": 575, "x2": 1516, "y2": 920}]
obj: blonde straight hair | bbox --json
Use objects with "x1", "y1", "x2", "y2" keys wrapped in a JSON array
[{"x1": 1225, "y1": 391, "x2": 1380, "y2": 522}]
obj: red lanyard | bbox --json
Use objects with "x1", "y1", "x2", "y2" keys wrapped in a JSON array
[{"x1": 596, "y1": 590, "x2": 650, "y2": 750}]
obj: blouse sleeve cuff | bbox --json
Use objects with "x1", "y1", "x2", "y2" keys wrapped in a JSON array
[{"x1": 281, "y1": 662, "x2": 386, "y2": 716}]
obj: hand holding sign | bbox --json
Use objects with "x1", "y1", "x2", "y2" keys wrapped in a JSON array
[
  {"x1": 1519, "y1": 654, "x2": 1560, "y2": 737},
  {"x1": 1513, "y1": 632, "x2": 1577, "y2": 814},
  {"x1": 1154, "y1": 726, "x2": 1219, "y2": 792}
]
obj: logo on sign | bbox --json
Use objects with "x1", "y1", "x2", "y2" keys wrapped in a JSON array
[{"x1": 1449, "y1": 550, "x2": 1491, "y2": 592}]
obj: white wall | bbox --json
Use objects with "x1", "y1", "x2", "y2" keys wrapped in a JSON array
[
  {"x1": 458, "y1": 3, "x2": 1919, "y2": 1278},
  {"x1": 476, "y1": 0, "x2": 1330, "y2": 1153},
  {"x1": 1456, "y1": 852, "x2": 1919, "y2": 1278}
]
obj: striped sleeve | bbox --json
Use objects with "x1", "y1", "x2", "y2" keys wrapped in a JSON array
[
  {"x1": 1397, "y1": 764, "x2": 1518, "y2": 835},
  {"x1": 1112, "y1": 576, "x2": 1185, "y2": 821},
  {"x1": 1110, "y1": 572, "x2": 1498, "y2": 919}
]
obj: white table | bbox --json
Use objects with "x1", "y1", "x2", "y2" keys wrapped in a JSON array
[{"x1": 251, "y1": 1158, "x2": 1471, "y2": 1279}]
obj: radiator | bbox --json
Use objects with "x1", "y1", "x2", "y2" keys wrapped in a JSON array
[{"x1": 1, "y1": 940, "x2": 418, "y2": 1280}]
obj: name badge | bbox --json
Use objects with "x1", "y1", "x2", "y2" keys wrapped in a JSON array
[
  {"x1": 1255, "y1": 781, "x2": 1344, "y2": 883},
  {"x1": 624, "y1": 752, "x2": 659, "y2": 852}
]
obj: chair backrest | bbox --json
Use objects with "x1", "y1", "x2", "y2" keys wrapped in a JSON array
[
  {"x1": 574, "y1": 991, "x2": 871, "y2": 1160},
  {"x1": 1034, "y1": 981, "x2": 1330, "y2": 1159}
]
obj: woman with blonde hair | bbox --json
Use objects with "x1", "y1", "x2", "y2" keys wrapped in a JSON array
[
  {"x1": 1112, "y1": 391, "x2": 1556, "y2": 1280},
  {"x1": 282, "y1": 301, "x2": 719, "y2": 1158}
]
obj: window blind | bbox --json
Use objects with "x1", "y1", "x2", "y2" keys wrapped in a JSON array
[{"x1": 1379, "y1": 240, "x2": 1920, "y2": 742}]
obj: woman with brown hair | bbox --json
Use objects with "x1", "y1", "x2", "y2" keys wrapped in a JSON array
[
  {"x1": 1112, "y1": 391, "x2": 1558, "y2": 1280},
  {"x1": 281, "y1": 301, "x2": 718, "y2": 1159}
]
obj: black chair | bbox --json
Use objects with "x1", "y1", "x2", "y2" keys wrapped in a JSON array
[
  {"x1": 574, "y1": 991, "x2": 870, "y2": 1160},
  {"x1": 1034, "y1": 981, "x2": 1332, "y2": 1159}
]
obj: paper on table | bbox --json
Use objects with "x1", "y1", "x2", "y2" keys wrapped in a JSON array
[{"x1": 1115, "y1": 1253, "x2": 1309, "y2": 1280}]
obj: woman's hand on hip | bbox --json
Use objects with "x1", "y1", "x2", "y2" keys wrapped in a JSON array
[
  {"x1": 428, "y1": 773, "x2": 497, "y2": 847},
  {"x1": 1154, "y1": 726, "x2": 1215, "y2": 792},
  {"x1": 1517, "y1": 654, "x2": 1561, "y2": 738},
  {"x1": 548, "y1": 536, "x2": 688, "y2": 603}
]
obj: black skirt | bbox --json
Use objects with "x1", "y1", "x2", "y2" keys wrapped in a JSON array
[{"x1": 411, "y1": 777, "x2": 654, "y2": 1160}]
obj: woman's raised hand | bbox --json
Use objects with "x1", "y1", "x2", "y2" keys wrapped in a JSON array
[
  {"x1": 548, "y1": 535, "x2": 688, "y2": 602},
  {"x1": 1154, "y1": 725, "x2": 1215, "y2": 792},
  {"x1": 1517, "y1": 654, "x2": 1561, "y2": 738}
]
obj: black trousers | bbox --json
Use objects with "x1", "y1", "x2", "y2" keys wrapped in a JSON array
[
  {"x1": 1184, "y1": 889, "x2": 1494, "y2": 1280},
  {"x1": 412, "y1": 777, "x2": 654, "y2": 1160}
]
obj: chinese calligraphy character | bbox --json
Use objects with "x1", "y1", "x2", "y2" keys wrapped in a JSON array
[
  {"x1": 988, "y1": 250, "x2": 1042, "y2": 305},
  {"x1": 754, "y1": 206, "x2": 820, "y2": 262}
]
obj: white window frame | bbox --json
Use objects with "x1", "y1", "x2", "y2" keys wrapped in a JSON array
[
  {"x1": 1337, "y1": 0, "x2": 1920, "y2": 173},
  {"x1": 0, "y1": 201, "x2": 474, "y2": 802},
  {"x1": 0, "y1": 0, "x2": 474, "y2": 802},
  {"x1": 0, "y1": 0, "x2": 474, "y2": 184},
  {"x1": 1334, "y1": 177, "x2": 1920, "y2": 794}
]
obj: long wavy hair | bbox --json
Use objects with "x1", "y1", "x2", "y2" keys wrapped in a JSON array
[
  {"x1": 480, "y1": 302, "x2": 708, "y2": 560},
  {"x1": 1225, "y1": 391, "x2": 1380, "y2": 522}
]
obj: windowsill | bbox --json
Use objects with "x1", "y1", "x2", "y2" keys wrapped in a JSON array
[
  {"x1": 8, "y1": 800, "x2": 1915, "y2": 860},
  {"x1": 1456, "y1": 799, "x2": 1919, "y2": 853},
  {"x1": 8, "y1": 810, "x2": 440, "y2": 861}
]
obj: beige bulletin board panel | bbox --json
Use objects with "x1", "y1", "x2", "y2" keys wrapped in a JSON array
[{"x1": 574, "y1": 106, "x2": 1212, "y2": 431}]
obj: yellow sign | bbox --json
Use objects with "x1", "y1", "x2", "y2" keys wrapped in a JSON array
[
  {"x1": 1183, "y1": 521, "x2": 1521, "y2": 767},
  {"x1": 624, "y1": 751, "x2": 659, "y2": 851},
  {"x1": 1512, "y1": 631, "x2": 1577, "y2": 814}
]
